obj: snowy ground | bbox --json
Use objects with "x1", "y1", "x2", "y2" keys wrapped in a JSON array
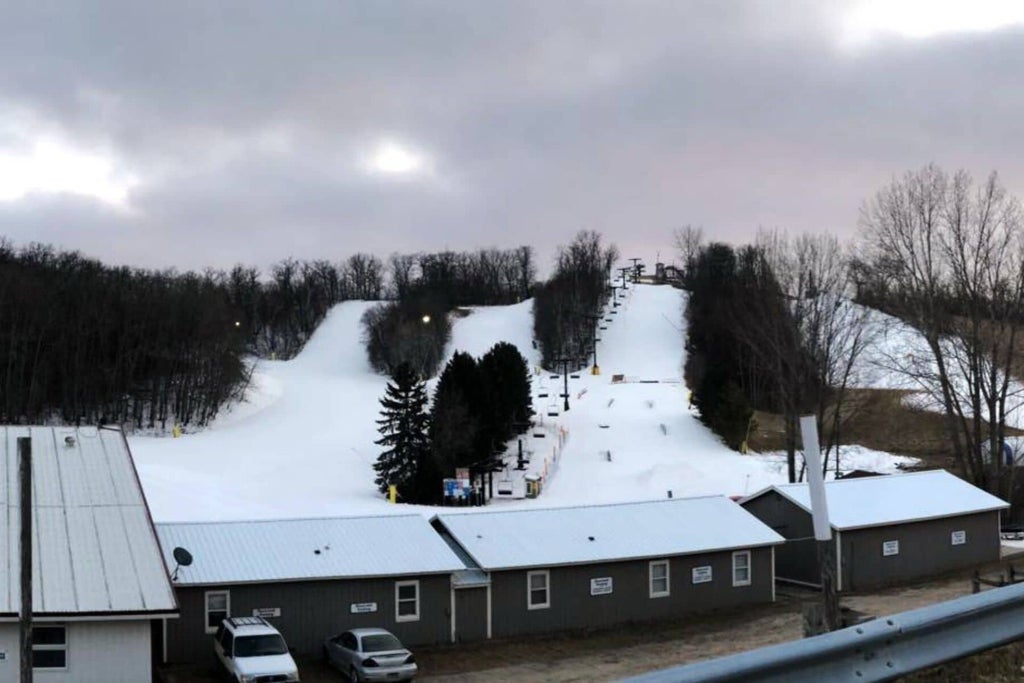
[{"x1": 131, "y1": 285, "x2": 917, "y2": 522}]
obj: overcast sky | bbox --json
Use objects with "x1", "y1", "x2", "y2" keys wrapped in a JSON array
[{"x1": 2, "y1": 1, "x2": 1023, "y2": 274}]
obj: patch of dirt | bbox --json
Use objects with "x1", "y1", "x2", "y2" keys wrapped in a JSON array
[{"x1": 747, "y1": 388, "x2": 1024, "y2": 470}]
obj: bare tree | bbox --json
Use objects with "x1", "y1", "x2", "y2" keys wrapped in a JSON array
[
  {"x1": 858, "y1": 165, "x2": 1024, "y2": 492},
  {"x1": 673, "y1": 225, "x2": 704, "y2": 285}
]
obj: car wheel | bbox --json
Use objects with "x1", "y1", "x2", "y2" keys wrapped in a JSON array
[{"x1": 349, "y1": 664, "x2": 361, "y2": 683}]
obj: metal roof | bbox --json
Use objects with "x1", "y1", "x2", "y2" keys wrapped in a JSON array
[
  {"x1": 743, "y1": 469, "x2": 1009, "y2": 531},
  {"x1": 432, "y1": 496, "x2": 785, "y2": 571},
  {"x1": 0, "y1": 426, "x2": 177, "y2": 616},
  {"x1": 156, "y1": 514, "x2": 466, "y2": 586}
]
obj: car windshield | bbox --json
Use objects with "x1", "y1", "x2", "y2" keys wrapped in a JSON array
[
  {"x1": 362, "y1": 634, "x2": 404, "y2": 652},
  {"x1": 234, "y1": 634, "x2": 288, "y2": 657}
]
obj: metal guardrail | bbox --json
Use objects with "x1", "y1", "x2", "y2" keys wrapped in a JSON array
[{"x1": 621, "y1": 581, "x2": 1024, "y2": 683}]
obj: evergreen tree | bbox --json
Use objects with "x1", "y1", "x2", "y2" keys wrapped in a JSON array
[
  {"x1": 479, "y1": 342, "x2": 534, "y2": 442},
  {"x1": 429, "y1": 352, "x2": 484, "y2": 471},
  {"x1": 373, "y1": 362, "x2": 431, "y2": 500}
]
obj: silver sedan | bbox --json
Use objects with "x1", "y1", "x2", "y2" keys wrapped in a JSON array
[{"x1": 324, "y1": 628, "x2": 417, "y2": 682}]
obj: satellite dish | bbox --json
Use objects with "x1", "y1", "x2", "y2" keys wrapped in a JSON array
[
  {"x1": 173, "y1": 547, "x2": 193, "y2": 566},
  {"x1": 170, "y1": 547, "x2": 193, "y2": 581}
]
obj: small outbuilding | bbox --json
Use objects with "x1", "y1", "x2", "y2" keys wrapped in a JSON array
[
  {"x1": 156, "y1": 514, "x2": 466, "y2": 664},
  {"x1": 740, "y1": 469, "x2": 1009, "y2": 591},
  {"x1": 0, "y1": 426, "x2": 178, "y2": 682},
  {"x1": 433, "y1": 496, "x2": 784, "y2": 640}
]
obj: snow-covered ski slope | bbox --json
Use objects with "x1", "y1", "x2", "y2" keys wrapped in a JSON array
[{"x1": 131, "y1": 285, "x2": 914, "y2": 522}]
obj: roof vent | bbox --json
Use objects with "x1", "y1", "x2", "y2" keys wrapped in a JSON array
[{"x1": 64, "y1": 435, "x2": 76, "y2": 448}]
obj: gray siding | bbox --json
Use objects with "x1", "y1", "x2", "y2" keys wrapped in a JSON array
[
  {"x1": 0, "y1": 620, "x2": 152, "y2": 683},
  {"x1": 840, "y1": 511, "x2": 1001, "y2": 590},
  {"x1": 166, "y1": 574, "x2": 451, "y2": 664},
  {"x1": 742, "y1": 491, "x2": 819, "y2": 584},
  {"x1": 454, "y1": 586, "x2": 488, "y2": 643},
  {"x1": 489, "y1": 547, "x2": 774, "y2": 639}
]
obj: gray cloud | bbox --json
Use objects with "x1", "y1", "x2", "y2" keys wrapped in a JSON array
[{"x1": 2, "y1": 1, "x2": 1023, "y2": 273}]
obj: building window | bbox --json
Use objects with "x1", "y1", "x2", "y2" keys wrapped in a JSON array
[
  {"x1": 527, "y1": 570, "x2": 550, "y2": 610},
  {"x1": 396, "y1": 580, "x2": 420, "y2": 622},
  {"x1": 33, "y1": 625, "x2": 67, "y2": 669},
  {"x1": 649, "y1": 560, "x2": 670, "y2": 598},
  {"x1": 205, "y1": 590, "x2": 230, "y2": 634},
  {"x1": 732, "y1": 551, "x2": 752, "y2": 587},
  {"x1": 951, "y1": 530, "x2": 967, "y2": 545},
  {"x1": 882, "y1": 540, "x2": 900, "y2": 556}
]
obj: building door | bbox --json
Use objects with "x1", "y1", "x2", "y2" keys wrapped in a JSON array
[{"x1": 454, "y1": 586, "x2": 488, "y2": 643}]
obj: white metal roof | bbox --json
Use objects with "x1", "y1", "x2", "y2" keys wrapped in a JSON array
[
  {"x1": 432, "y1": 496, "x2": 784, "y2": 571},
  {"x1": 156, "y1": 514, "x2": 467, "y2": 586},
  {"x1": 0, "y1": 426, "x2": 177, "y2": 616},
  {"x1": 744, "y1": 470, "x2": 1009, "y2": 531}
]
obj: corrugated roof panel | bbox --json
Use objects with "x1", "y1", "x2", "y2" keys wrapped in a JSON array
[
  {"x1": 36, "y1": 507, "x2": 75, "y2": 613},
  {"x1": 767, "y1": 470, "x2": 1009, "y2": 531},
  {"x1": 78, "y1": 430, "x2": 118, "y2": 504},
  {"x1": 122, "y1": 508, "x2": 177, "y2": 611},
  {"x1": 31, "y1": 429, "x2": 63, "y2": 507},
  {"x1": 94, "y1": 506, "x2": 146, "y2": 611},
  {"x1": 66, "y1": 507, "x2": 110, "y2": 612},
  {"x1": 157, "y1": 515, "x2": 467, "y2": 586},
  {"x1": 1, "y1": 426, "x2": 176, "y2": 615},
  {"x1": 434, "y1": 496, "x2": 785, "y2": 571}
]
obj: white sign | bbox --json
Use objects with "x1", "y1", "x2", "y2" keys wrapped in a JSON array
[
  {"x1": 951, "y1": 530, "x2": 967, "y2": 546},
  {"x1": 252, "y1": 607, "x2": 281, "y2": 618},
  {"x1": 692, "y1": 566, "x2": 713, "y2": 584},
  {"x1": 590, "y1": 577, "x2": 613, "y2": 595},
  {"x1": 350, "y1": 602, "x2": 379, "y2": 614},
  {"x1": 882, "y1": 540, "x2": 900, "y2": 556}
]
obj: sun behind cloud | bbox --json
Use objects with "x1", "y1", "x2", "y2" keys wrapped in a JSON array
[{"x1": 365, "y1": 140, "x2": 427, "y2": 177}]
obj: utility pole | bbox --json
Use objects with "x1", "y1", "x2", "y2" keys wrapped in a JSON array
[
  {"x1": 800, "y1": 416, "x2": 840, "y2": 634},
  {"x1": 18, "y1": 436, "x2": 32, "y2": 683}
]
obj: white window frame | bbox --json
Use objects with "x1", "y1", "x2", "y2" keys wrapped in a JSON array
[
  {"x1": 527, "y1": 570, "x2": 550, "y2": 610},
  {"x1": 649, "y1": 560, "x2": 670, "y2": 598},
  {"x1": 32, "y1": 624, "x2": 68, "y2": 670},
  {"x1": 882, "y1": 540, "x2": 900, "y2": 557},
  {"x1": 732, "y1": 551, "x2": 752, "y2": 587},
  {"x1": 205, "y1": 590, "x2": 230, "y2": 634},
  {"x1": 395, "y1": 580, "x2": 420, "y2": 622},
  {"x1": 951, "y1": 530, "x2": 967, "y2": 546}
]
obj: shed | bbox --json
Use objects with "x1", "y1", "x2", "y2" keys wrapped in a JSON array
[
  {"x1": 740, "y1": 470, "x2": 1009, "y2": 591},
  {"x1": 433, "y1": 496, "x2": 784, "y2": 640},
  {"x1": 0, "y1": 426, "x2": 177, "y2": 682},
  {"x1": 156, "y1": 514, "x2": 466, "y2": 663}
]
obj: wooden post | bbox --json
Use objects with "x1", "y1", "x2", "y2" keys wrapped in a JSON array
[
  {"x1": 18, "y1": 436, "x2": 32, "y2": 683},
  {"x1": 800, "y1": 416, "x2": 841, "y2": 633}
]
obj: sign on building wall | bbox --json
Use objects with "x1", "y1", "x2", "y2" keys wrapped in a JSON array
[
  {"x1": 691, "y1": 566, "x2": 713, "y2": 584},
  {"x1": 590, "y1": 577, "x2": 613, "y2": 595},
  {"x1": 951, "y1": 530, "x2": 967, "y2": 545},
  {"x1": 252, "y1": 607, "x2": 281, "y2": 618},
  {"x1": 351, "y1": 602, "x2": 379, "y2": 614},
  {"x1": 882, "y1": 540, "x2": 900, "y2": 556}
]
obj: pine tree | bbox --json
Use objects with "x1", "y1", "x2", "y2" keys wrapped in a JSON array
[{"x1": 373, "y1": 362, "x2": 431, "y2": 500}]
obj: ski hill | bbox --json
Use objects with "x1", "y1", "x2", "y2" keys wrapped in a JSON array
[{"x1": 131, "y1": 284, "x2": 915, "y2": 522}]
